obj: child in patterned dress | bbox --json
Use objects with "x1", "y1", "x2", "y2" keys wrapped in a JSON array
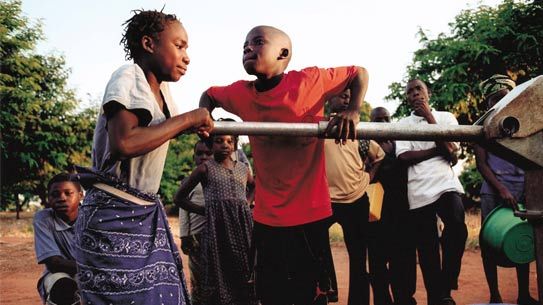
[{"x1": 175, "y1": 134, "x2": 256, "y2": 305}]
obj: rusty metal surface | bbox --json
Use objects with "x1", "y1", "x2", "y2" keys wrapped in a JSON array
[
  {"x1": 484, "y1": 76, "x2": 543, "y2": 139},
  {"x1": 494, "y1": 131, "x2": 543, "y2": 168}
]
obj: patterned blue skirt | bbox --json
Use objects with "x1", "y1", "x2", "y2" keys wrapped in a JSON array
[{"x1": 74, "y1": 169, "x2": 190, "y2": 305}]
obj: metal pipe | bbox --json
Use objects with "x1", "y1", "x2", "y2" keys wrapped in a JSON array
[{"x1": 212, "y1": 121, "x2": 485, "y2": 142}]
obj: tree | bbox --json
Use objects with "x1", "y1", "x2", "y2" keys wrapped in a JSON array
[
  {"x1": 458, "y1": 155, "x2": 482, "y2": 208},
  {"x1": 241, "y1": 142, "x2": 253, "y2": 174},
  {"x1": 359, "y1": 101, "x2": 372, "y2": 122},
  {"x1": 386, "y1": 0, "x2": 542, "y2": 124},
  {"x1": 1, "y1": 0, "x2": 96, "y2": 215},
  {"x1": 385, "y1": 0, "x2": 542, "y2": 203},
  {"x1": 159, "y1": 134, "x2": 199, "y2": 206}
]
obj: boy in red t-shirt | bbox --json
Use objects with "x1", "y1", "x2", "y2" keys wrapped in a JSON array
[{"x1": 200, "y1": 25, "x2": 369, "y2": 304}]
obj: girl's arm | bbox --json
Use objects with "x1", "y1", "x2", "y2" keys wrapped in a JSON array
[
  {"x1": 174, "y1": 164, "x2": 207, "y2": 215},
  {"x1": 107, "y1": 104, "x2": 213, "y2": 159},
  {"x1": 246, "y1": 170, "x2": 256, "y2": 206}
]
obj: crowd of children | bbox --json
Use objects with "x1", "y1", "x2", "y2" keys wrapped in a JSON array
[{"x1": 32, "y1": 8, "x2": 539, "y2": 305}]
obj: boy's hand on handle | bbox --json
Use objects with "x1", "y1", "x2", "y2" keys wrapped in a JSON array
[
  {"x1": 190, "y1": 108, "x2": 214, "y2": 138},
  {"x1": 325, "y1": 109, "x2": 359, "y2": 144}
]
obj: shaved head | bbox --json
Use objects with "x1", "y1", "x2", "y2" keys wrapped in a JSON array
[
  {"x1": 243, "y1": 25, "x2": 293, "y2": 76},
  {"x1": 249, "y1": 25, "x2": 292, "y2": 51}
]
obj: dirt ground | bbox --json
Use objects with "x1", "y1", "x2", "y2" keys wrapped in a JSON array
[{"x1": 0, "y1": 212, "x2": 538, "y2": 305}]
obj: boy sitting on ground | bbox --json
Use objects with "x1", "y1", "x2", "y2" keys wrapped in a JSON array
[{"x1": 33, "y1": 173, "x2": 82, "y2": 305}]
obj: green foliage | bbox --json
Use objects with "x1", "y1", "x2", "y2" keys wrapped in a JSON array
[
  {"x1": 385, "y1": 0, "x2": 542, "y2": 196},
  {"x1": 359, "y1": 101, "x2": 372, "y2": 122},
  {"x1": 159, "y1": 134, "x2": 199, "y2": 205},
  {"x1": 240, "y1": 142, "x2": 254, "y2": 174},
  {"x1": 386, "y1": 0, "x2": 543, "y2": 124},
  {"x1": 458, "y1": 155, "x2": 484, "y2": 203},
  {"x1": 1, "y1": 0, "x2": 96, "y2": 208}
]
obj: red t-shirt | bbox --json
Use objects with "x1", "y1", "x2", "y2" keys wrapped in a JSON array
[{"x1": 207, "y1": 66, "x2": 358, "y2": 226}]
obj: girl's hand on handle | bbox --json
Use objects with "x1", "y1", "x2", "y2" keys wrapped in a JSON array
[{"x1": 191, "y1": 108, "x2": 214, "y2": 138}]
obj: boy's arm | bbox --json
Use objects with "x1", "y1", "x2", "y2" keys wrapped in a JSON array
[
  {"x1": 368, "y1": 160, "x2": 382, "y2": 183},
  {"x1": 397, "y1": 148, "x2": 440, "y2": 166},
  {"x1": 33, "y1": 213, "x2": 77, "y2": 276},
  {"x1": 474, "y1": 145, "x2": 516, "y2": 207},
  {"x1": 174, "y1": 165, "x2": 207, "y2": 215},
  {"x1": 374, "y1": 145, "x2": 396, "y2": 181},
  {"x1": 411, "y1": 103, "x2": 459, "y2": 163},
  {"x1": 107, "y1": 104, "x2": 213, "y2": 159},
  {"x1": 325, "y1": 66, "x2": 369, "y2": 143},
  {"x1": 199, "y1": 91, "x2": 219, "y2": 116},
  {"x1": 367, "y1": 140, "x2": 385, "y2": 182},
  {"x1": 43, "y1": 256, "x2": 77, "y2": 276}
]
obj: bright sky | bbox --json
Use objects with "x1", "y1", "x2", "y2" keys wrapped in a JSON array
[{"x1": 22, "y1": 0, "x2": 502, "y2": 119}]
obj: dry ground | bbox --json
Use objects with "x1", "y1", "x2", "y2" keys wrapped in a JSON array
[{"x1": 0, "y1": 211, "x2": 538, "y2": 305}]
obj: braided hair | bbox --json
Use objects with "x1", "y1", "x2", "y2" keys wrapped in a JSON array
[{"x1": 120, "y1": 9, "x2": 179, "y2": 61}]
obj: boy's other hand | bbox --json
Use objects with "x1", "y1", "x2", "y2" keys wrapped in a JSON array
[
  {"x1": 414, "y1": 100, "x2": 433, "y2": 121},
  {"x1": 325, "y1": 109, "x2": 359, "y2": 144},
  {"x1": 497, "y1": 185, "x2": 517, "y2": 208},
  {"x1": 379, "y1": 140, "x2": 394, "y2": 155},
  {"x1": 191, "y1": 108, "x2": 214, "y2": 137}
]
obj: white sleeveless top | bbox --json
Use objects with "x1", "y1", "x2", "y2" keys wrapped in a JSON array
[{"x1": 92, "y1": 64, "x2": 178, "y2": 194}]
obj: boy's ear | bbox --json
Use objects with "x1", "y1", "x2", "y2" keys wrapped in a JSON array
[
  {"x1": 278, "y1": 48, "x2": 289, "y2": 60},
  {"x1": 141, "y1": 35, "x2": 155, "y2": 53}
]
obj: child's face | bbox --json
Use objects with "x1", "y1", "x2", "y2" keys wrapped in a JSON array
[
  {"x1": 242, "y1": 26, "x2": 289, "y2": 77},
  {"x1": 194, "y1": 142, "x2": 212, "y2": 166},
  {"x1": 212, "y1": 135, "x2": 235, "y2": 159},
  {"x1": 48, "y1": 181, "x2": 82, "y2": 220},
  {"x1": 371, "y1": 108, "x2": 391, "y2": 123},
  {"x1": 405, "y1": 79, "x2": 431, "y2": 108},
  {"x1": 329, "y1": 89, "x2": 351, "y2": 113},
  {"x1": 152, "y1": 21, "x2": 190, "y2": 82}
]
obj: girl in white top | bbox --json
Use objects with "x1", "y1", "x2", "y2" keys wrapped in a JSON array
[{"x1": 74, "y1": 9, "x2": 213, "y2": 305}]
